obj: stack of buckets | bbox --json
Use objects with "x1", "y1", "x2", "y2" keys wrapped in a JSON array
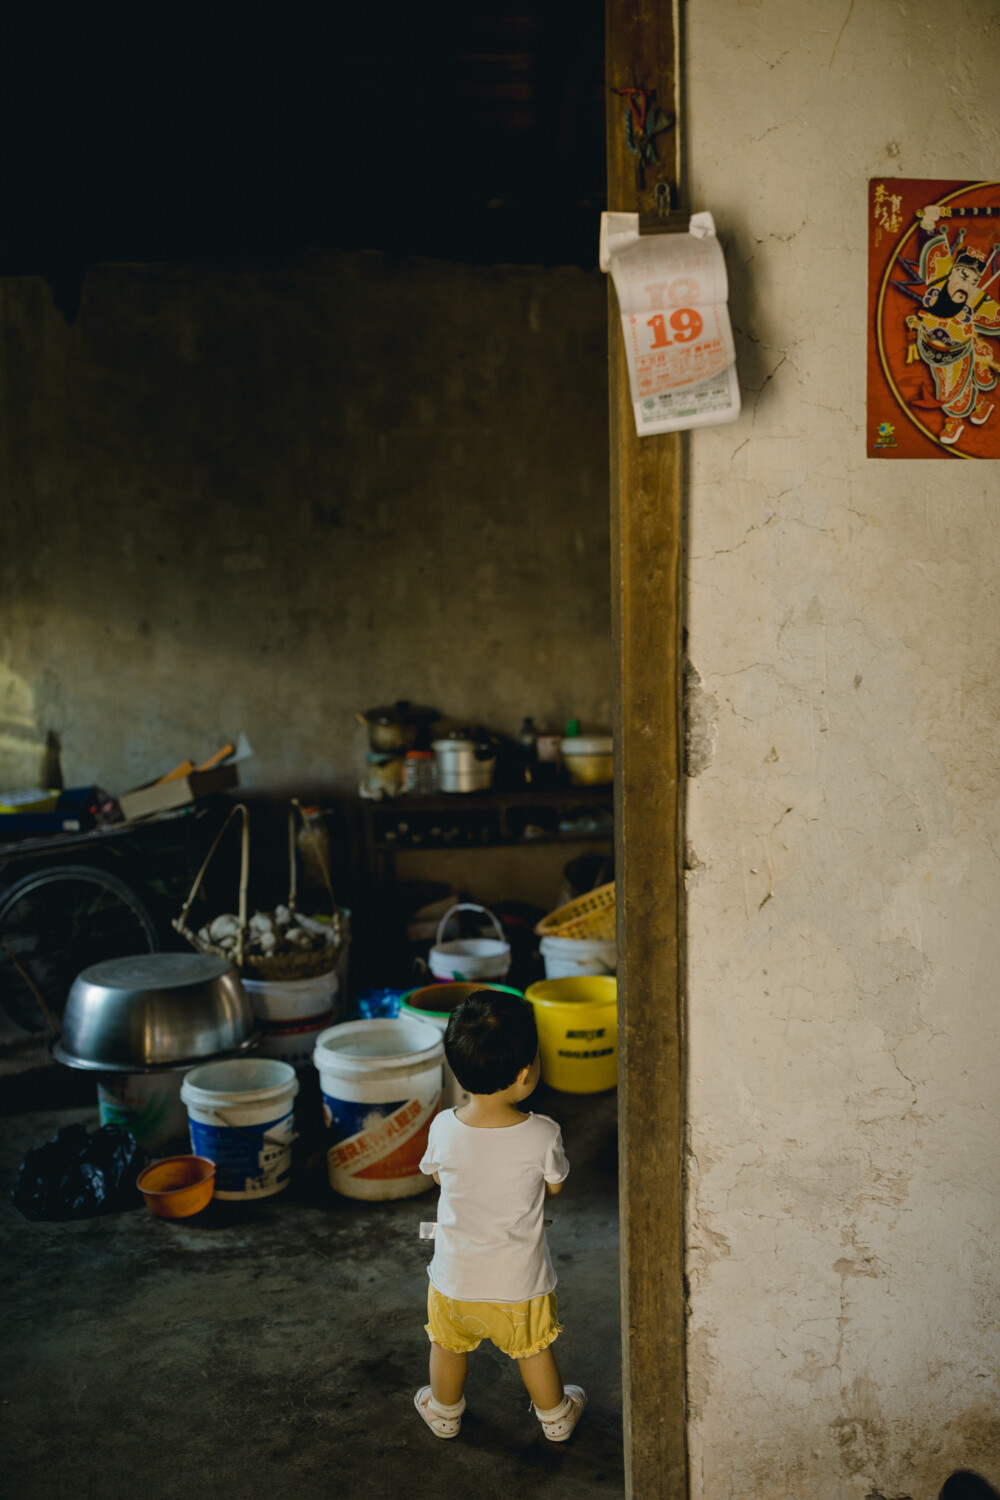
[
  {"x1": 117, "y1": 940, "x2": 352, "y2": 1203},
  {"x1": 529, "y1": 881, "x2": 617, "y2": 1094},
  {"x1": 168, "y1": 954, "x2": 351, "y2": 1203},
  {"x1": 136, "y1": 901, "x2": 617, "y2": 1209},
  {"x1": 98, "y1": 960, "x2": 349, "y2": 1169},
  {"x1": 241, "y1": 969, "x2": 345, "y2": 1066},
  {"x1": 305, "y1": 897, "x2": 616, "y2": 1200},
  {"x1": 310, "y1": 975, "x2": 617, "y2": 1201},
  {"x1": 537, "y1": 876, "x2": 616, "y2": 980},
  {"x1": 539, "y1": 932, "x2": 615, "y2": 978},
  {"x1": 241, "y1": 909, "x2": 352, "y2": 1066}
]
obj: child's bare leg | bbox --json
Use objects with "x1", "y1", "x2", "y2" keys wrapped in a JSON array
[
  {"x1": 516, "y1": 1346, "x2": 564, "y2": 1410},
  {"x1": 429, "y1": 1343, "x2": 468, "y2": 1406}
]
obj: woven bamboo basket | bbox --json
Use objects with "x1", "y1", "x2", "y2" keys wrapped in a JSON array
[
  {"x1": 173, "y1": 799, "x2": 345, "y2": 981},
  {"x1": 534, "y1": 881, "x2": 616, "y2": 941}
]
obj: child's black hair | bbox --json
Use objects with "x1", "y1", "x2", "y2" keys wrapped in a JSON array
[{"x1": 444, "y1": 989, "x2": 538, "y2": 1096}]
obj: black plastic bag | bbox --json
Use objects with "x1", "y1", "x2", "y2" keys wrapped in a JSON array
[
  {"x1": 11, "y1": 1123, "x2": 148, "y2": 1221},
  {"x1": 940, "y1": 1476, "x2": 1000, "y2": 1500}
]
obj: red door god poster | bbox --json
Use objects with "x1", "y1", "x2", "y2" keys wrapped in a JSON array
[{"x1": 868, "y1": 178, "x2": 1000, "y2": 459}]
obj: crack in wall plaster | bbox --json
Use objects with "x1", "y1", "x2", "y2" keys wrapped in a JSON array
[
  {"x1": 829, "y1": 0, "x2": 856, "y2": 65},
  {"x1": 752, "y1": 221, "x2": 808, "y2": 245},
  {"x1": 752, "y1": 48, "x2": 792, "y2": 70},
  {"x1": 748, "y1": 116, "x2": 806, "y2": 145}
]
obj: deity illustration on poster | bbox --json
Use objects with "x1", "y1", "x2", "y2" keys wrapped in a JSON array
[{"x1": 868, "y1": 178, "x2": 1000, "y2": 459}]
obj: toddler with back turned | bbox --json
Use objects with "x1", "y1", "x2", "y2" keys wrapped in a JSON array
[{"x1": 414, "y1": 988, "x2": 586, "y2": 1442}]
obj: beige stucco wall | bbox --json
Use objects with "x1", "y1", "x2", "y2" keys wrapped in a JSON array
[
  {"x1": 684, "y1": 2, "x2": 1000, "y2": 1496},
  {"x1": 0, "y1": 255, "x2": 611, "y2": 802}
]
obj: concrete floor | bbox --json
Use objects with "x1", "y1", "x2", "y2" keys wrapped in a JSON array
[{"x1": 0, "y1": 1073, "x2": 623, "y2": 1499}]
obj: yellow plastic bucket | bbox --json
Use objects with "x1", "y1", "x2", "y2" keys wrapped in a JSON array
[{"x1": 524, "y1": 976, "x2": 617, "y2": 1093}]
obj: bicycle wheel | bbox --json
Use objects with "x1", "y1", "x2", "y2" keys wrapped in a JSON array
[{"x1": 0, "y1": 864, "x2": 159, "y2": 1034}]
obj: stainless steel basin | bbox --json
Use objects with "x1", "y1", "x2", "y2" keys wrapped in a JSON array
[{"x1": 53, "y1": 952, "x2": 260, "y2": 1072}]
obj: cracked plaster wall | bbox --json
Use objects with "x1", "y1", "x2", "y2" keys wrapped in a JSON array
[{"x1": 684, "y1": 2, "x2": 1000, "y2": 1497}]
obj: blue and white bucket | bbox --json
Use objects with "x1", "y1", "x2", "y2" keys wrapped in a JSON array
[{"x1": 180, "y1": 1058, "x2": 299, "y2": 1201}]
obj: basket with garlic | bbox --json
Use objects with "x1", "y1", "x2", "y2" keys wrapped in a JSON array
[{"x1": 174, "y1": 801, "x2": 345, "y2": 981}]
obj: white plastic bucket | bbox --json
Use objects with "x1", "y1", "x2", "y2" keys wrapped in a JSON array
[
  {"x1": 97, "y1": 1070, "x2": 190, "y2": 1152},
  {"x1": 540, "y1": 934, "x2": 617, "y2": 979},
  {"x1": 428, "y1": 903, "x2": 511, "y2": 982},
  {"x1": 242, "y1": 971, "x2": 342, "y2": 1066},
  {"x1": 181, "y1": 1058, "x2": 299, "y2": 1200},
  {"x1": 313, "y1": 1017, "x2": 443, "y2": 1201}
]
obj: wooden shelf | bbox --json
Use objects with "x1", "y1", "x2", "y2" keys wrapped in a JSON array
[{"x1": 362, "y1": 784, "x2": 613, "y2": 856}]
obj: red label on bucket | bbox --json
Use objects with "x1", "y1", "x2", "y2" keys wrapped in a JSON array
[
  {"x1": 329, "y1": 1091, "x2": 441, "y2": 1180},
  {"x1": 260, "y1": 1008, "x2": 334, "y2": 1037}
]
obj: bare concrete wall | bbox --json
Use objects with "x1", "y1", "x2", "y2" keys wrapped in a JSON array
[
  {"x1": 684, "y1": 2, "x2": 1000, "y2": 1496},
  {"x1": 0, "y1": 253, "x2": 611, "y2": 799}
]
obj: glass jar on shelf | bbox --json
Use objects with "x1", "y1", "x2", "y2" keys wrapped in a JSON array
[{"x1": 404, "y1": 749, "x2": 438, "y2": 795}]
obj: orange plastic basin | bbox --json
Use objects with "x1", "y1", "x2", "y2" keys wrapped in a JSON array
[{"x1": 137, "y1": 1155, "x2": 216, "y2": 1218}]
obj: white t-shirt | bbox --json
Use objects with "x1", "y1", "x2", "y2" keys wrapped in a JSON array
[{"x1": 419, "y1": 1108, "x2": 570, "y2": 1303}]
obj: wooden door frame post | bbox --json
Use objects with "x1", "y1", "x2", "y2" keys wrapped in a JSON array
[{"x1": 607, "y1": 3, "x2": 687, "y2": 1496}]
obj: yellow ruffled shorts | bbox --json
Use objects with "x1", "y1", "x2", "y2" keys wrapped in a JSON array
[{"x1": 425, "y1": 1283, "x2": 563, "y2": 1359}]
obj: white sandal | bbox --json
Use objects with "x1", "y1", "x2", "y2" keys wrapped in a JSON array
[
  {"x1": 534, "y1": 1384, "x2": 587, "y2": 1441},
  {"x1": 414, "y1": 1385, "x2": 465, "y2": 1439}
]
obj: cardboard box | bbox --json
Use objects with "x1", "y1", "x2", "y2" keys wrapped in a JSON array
[{"x1": 119, "y1": 763, "x2": 239, "y2": 821}]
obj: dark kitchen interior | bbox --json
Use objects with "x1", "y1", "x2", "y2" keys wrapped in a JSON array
[{"x1": 1, "y1": 5, "x2": 625, "y2": 1497}]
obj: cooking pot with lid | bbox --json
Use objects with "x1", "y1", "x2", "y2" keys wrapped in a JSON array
[
  {"x1": 432, "y1": 728, "x2": 498, "y2": 793},
  {"x1": 357, "y1": 700, "x2": 440, "y2": 753}
]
